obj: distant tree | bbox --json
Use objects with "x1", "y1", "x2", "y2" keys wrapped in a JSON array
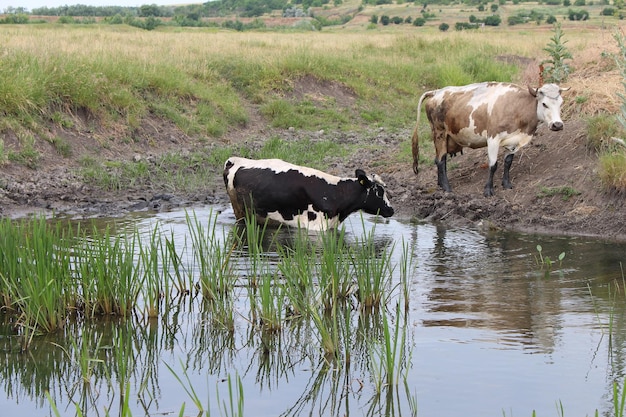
[
  {"x1": 380, "y1": 14, "x2": 390, "y2": 24},
  {"x1": 573, "y1": 0, "x2": 585, "y2": 5},
  {"x1": 601, "y1": 7, "x2": 616, "y2": 15},
  {"x1": 413, "y1": 16, "x2": 426, "y2": 25},
  {"x1": 391, "y1": 15, "x2": 403, "y2": 23},
  {"x1": 484, "y1": 14, "x2": 501, "y2": 25},
  {"x1": 478, "y1": 4, "x2": 485, "y2": 10},
  {"x1": 491, "y1": 3, "x2": 498, "y2": 11},
  {"x1": 507, "y1": 15, "x2": 525, "y2": 24},
  {"x1": 546, "y1": 14, "x2": 557, "y2": 23},
  {"x1": 455, "y1": 21, "x2": 479, "y2": 29},
  {"x1": 139, "y1": 4, "x2": 160, "y2": 17},
  {"x1": 104, "y1": 14, "x2": 124, "y2": 24},
  {"x1": 370, "y1": 14, "x2": 379, "y2": 23},
  {"x1": 405, "y1": 16, "x2": 412, "y2": 23},
  {"x1": 568, "y1": 8, "x2": 589, "y2": 19},
  {"x1": 438, "y1": 22, "x2": 449, "y2": 30}
]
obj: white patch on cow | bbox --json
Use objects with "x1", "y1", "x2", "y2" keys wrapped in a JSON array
[
  {"x1": 535, "y1": 84, "x2": 565, "y2": 130},
  {"x1": 499, "y1": 130, "x2": 533, "y2": 152},
  {"x1": 266, "y1": 204, "x2": 339, "y2": 231},
  {"x1": 467, "y1": 83, "x2": 517, "y2": 115},
  {"x1": 226, "y1": 156, "x2": 342, "y2": 185},
  {"x1": 454, "y1": 125, "x2": 488, "y2": 148}
]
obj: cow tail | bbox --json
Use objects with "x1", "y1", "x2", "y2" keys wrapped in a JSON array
[{"x1": 412, "y1": 90, "x2": 432, "y2": 175}]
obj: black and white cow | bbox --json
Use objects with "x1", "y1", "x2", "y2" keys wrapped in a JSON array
[
  {"x1": 223, "y1": 157, "x2": 394, "y2": 230},
  {"x1": 411, "y1": 82, "x2": 569, "y2": 196}
]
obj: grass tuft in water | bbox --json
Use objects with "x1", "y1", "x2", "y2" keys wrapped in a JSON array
[
  {"x1": 317, "y1": 227, "x2": 353, "y2": 311},
  {"x1": 351, "y1": 218, "x2": 394, "y2": 310},
  {"x1": 186, "y1": 210, "x2": 237, "y2": 301}
]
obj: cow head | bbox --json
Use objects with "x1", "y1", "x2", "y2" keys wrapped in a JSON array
[
  {"x1": 528, "y1": 84, "x2": 570, "y2": 131},
  {"x1": 356, "y1": 169, "x2": 394, "y2": 218}
]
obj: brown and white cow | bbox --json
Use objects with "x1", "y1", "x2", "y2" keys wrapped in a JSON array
[
  {"x1": 411, "y1": 82, "x2": 569, "y2": 196},
  {"x1": 223, "y1": 157, "x2": 394, "y2": 231}
]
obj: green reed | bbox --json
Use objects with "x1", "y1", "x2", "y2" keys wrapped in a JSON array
[
  {"x1": 369, "y1": 303, "x2": 409, "y2": 391},
  {"x1": 73, "y1": 226, "x2": 140, "y2": 317},
  {"x1": 278, "y1": 229, "x2": 316, "y2": 318},
  {"x1": 310, "y1": 304, "x2": 341, "y2": 360},
  {"x1": 137, "y1": 226, "x2": 165, "y2": 318},
  {"x1": 317, "y1": 227, "x2": 354, "y2": 311},
  {"x1": 0, "y1": 217, "x2": 75, "y2": 348},
  {"x1": 399, "y1": 239, "x2": 415, "y2": 312},
  {"x1": 257, "y1": 270, "x2": 286, "y2": 333},
  {"x1": 166, "y1": 360, "x2": 245, "y2": 417},
  {"x1": 186, "y1": 210, "x2": 237, "y2": 301},
  {"x1": 240, "y1": 210, "x2": 280, "y2": 327},
  {"x1": 350, "y1": 221, "x2": 394, "y2": 310}
]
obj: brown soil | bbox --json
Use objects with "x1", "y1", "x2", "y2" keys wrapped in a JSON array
[{"x1": 1, "y1": 81, "x2": 625, "y2": 242}]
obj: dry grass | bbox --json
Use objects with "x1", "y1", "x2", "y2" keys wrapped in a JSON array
[{"x1": 0, "y1": 17, "x2": 623, "y2": 121}]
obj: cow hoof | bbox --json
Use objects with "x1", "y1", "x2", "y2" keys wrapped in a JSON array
[{"x1": 483, "y1": 188, "x2": 495, "y2": 197}]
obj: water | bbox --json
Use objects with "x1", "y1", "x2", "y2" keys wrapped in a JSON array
[{"x1": 1, "y1": 205, "x2": 625, "y2": 417}]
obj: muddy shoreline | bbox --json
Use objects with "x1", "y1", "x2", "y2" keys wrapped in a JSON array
[{"x1": 1, "y1": 121, "x2": 624, "y2": 242}]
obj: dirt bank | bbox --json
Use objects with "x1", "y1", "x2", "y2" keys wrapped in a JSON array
[{"x1": 0, "y1": 115, "x2": 624, "y2": 242}]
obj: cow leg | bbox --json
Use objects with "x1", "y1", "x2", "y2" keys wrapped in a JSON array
[
  {"x1": 434, "y1": 131, "x2": 452, "y2": 192},
  {"x1": 484, "y1": 162, "x2": 498, "y2": 197},
  {"x1": 501, "y1": 153, "x2": 514, "y2": 190},
  {"x1": 436, "y1": 155, "x2": 452, "y2": 192},
  {"x1": 484, "y1": 139, "x2": 500, "y2": 197}
]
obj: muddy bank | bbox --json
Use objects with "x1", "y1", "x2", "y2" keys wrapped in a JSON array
[{"x1": 0, "y1": 120, "x2": 624, "y2": 242}]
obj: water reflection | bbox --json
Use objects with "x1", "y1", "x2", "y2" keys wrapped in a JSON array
[{"x1": 0, "y1": 206, "x2": 625, "y2": 417}]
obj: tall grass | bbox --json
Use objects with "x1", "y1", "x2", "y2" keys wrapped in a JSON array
[
  {"x1": 0, "y1": 210, "x2": 420, "y2": 416},
  {"x1": 186, "y1": 210, "x2": 236, "y2": 301},
  {"x1": 0, "y1": 25, "x2": 539, "y2": 140},
  {"x1": 351, "y1": 219, "x2": 394, "y2": 310}
]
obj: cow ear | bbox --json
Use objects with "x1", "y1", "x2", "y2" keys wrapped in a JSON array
[
  {"x1": 356, "y1": 169, "x2": 371, "y2": 186},
  {"x1": 528, "y1": 86, "x2": 538, "y2": 97}
]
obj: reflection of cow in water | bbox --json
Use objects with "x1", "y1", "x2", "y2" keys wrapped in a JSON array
[
  {"x1": 411, "y1": 82, "x2": 569, "y2": 196},
  {"x1": 223, "y1": 157, "x2": 394, "y2": 231}
]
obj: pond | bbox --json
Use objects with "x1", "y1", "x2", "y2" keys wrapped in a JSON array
[{"x1": 1, "y1": 205, "x2": 625, "y2": 417}]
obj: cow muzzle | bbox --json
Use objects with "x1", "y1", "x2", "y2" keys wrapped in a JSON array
[{"x1": 549, "y1": 121, "x2": 564, "y2": 131}]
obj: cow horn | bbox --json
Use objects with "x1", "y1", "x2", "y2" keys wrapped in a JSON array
[{"x1": 560, "y1": 86, "x2": 571, "y2": 92}]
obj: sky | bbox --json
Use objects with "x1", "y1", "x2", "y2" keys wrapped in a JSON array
[{"x1": 7, "y1": 0, "x2": 194, "y2": 12}]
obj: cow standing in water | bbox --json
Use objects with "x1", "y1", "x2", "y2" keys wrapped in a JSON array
[
  {"x1": 411, "y1": 82, "x2": 569, "y2": 196},
  {"x1": 223, "y1": 157, "x2": 394, "y2": 231}
]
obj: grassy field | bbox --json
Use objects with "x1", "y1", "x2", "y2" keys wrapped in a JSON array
[{"x1": 0, "y1": 3, "x2": 624, "y2": 188}]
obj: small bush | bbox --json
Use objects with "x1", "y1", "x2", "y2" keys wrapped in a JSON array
[
  {"x1": 438, "y1": 22, "x2": 449, "y2": 31},
  {"x1": 567, "y1": 8, "x2": 589, "y2": 20},
  {"x1": 455, "y1": 21, "x2": 479, "y2": 30},
  {"x1": 541, "y1": 22, "x2": 572, "y2": 84},
  {"x1": 602, "y1": 7, "x2": 617, "y2": 16},
  {"x1": 586, "y1": 114, "x2": 624, "y2": 152},
  {"x1": 484, "y1": 14, "x2": 501, "y2": 26},
  {"x1": 413, "y1": 17, "x2": 426, "y2": 26},
  {"x1": 507, "y1": 15, "x2": 526, "y2": 25},
  {"x1": 538, "y1": 186, "x2": 581, "y2": 201},
  {"x1": 598, "y1": 152, "x2": 626, "y2": 192}
]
